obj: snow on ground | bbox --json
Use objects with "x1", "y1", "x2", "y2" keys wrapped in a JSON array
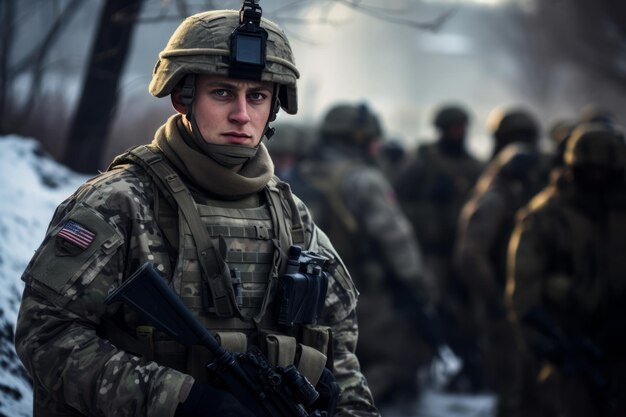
[{"x1": 0, "y1": 136, "x2": 90, "y2": 416}]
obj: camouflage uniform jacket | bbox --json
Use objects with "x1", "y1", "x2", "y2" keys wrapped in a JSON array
[
  {"x1": 301, "y1": 146, "x2": 427, "y2": 301},
  {"x1": 15, "y1": 127, "x2": 379, "y2": 416}
]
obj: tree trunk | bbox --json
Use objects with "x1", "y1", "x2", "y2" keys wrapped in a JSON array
[
  {"x1": 64, "y1": 0, "x2": 144, "y2": 173},
  {"x1": 0, "y1": 0, "x2": 16, "y2": 135}
]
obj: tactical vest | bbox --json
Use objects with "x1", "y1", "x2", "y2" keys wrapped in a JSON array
[{"x1": 107, "y1": 145, "x2": 331, "y2": 385}]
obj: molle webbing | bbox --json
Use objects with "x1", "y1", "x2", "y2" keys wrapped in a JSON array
[{"x1": 114, "y1": 145, "x2": 236, "y2": 316}]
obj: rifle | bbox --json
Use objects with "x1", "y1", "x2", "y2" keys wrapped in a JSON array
[{"x1": 105, "y1": 262, "x2": 328, "y2": 417}]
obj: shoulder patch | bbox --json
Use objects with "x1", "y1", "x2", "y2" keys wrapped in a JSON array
[{"x1": 27, "y1": 205, "x2": 124, "y2": 294}]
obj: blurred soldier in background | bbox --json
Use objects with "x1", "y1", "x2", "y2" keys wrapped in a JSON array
[
  {"x1": 507, "y1": 123, "x2": 626, "y2": 417},
  {"x1": 547, "y1": 118, "x2": 578, "y2": 171},
  {"x1": 265, "y1": 122, "x2": 322, "y2": 211},
  {"x1": 393, "y1": 104, "x2": 483, "y2": 391},
  {"x1": 454, "y1": 143, "x2": 543, "y2": 415},
  {"x1": 376, "y1": 138, "x2": 408, "y2": 183},
  {"x1": 548, "y1": 104, "x2": 619, "y2": 174},
  {"x1": 302, "y1": 103, "x2": 458, "y2": 408},
  {"x1": 394, "y1": 104, "x2": 483, "y2": 303},
  {"x1": 265, "y1": 122, "x2": 316, "y2": 182},
  {"x1": 579, "y1": 103, "x2": 616, "y2": 128},
  {"x1": 487, "y1": 107, "x2": 540, "y2": 159},
  {"x1": 486, "y1": 106, "x2": 552, "y2": 196}
]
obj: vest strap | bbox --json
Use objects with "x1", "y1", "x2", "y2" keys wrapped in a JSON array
[
  {"x1": 267, "y1": 178, "x2": 306, "y2": 247},
  {"x1": 124, "y1": 145, "x2": 237, "y2": 317}
]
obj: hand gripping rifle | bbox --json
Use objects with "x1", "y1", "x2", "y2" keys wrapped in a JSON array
[{"x1": 105, "y1": 262, "x2": 326, "y2": 417}]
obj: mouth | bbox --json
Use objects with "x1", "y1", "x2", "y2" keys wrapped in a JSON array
[{"x1": 222, "y1": 132, "x2": 252, "y2": 144}]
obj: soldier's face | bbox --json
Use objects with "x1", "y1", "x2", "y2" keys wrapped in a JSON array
[{"x1": 186, "y1": 74, "x2": 274, "y2": 147}]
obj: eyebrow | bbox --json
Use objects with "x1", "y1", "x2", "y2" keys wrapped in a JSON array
[{"x1": 203, "y1": 81, "x2": 272, "y2": 92}]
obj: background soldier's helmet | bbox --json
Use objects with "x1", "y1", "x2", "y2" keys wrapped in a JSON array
[
  {"x1": 487, "y1": 107, "x2": 540, "y2": 158},
  {"x1": 433, "y1": 105, "x2": 469, "y2": 130},
  {"x1": 320, "y1": 103, "x2": 383, "y2": 146},
  {"x1": 487, "y1": 108, "x2": 539, "y2": 144},
  {"x1": 149, "y1": 10, "x2": 300, "y2": 114},
  {"x1": 564, "y1": 123, "x2": 626, "y2": 170},
  {"x1": 579, "y1": 103, "x2": 615, "y2": 128}
]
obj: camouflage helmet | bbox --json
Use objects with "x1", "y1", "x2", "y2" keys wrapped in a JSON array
[
  {"x1": 319, "y1": 103, "x2": 383, "y2": 146},
  {"x1": 149, "y1": 9, "x2": 299, "y2": 114},
  {"x1": 433, "y1": 104, "x2": 469, "y2": 129},
  {"x1": 564, "y1": 123, "x2": 626, "y2": 170}
]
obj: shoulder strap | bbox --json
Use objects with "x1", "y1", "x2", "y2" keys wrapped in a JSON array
[
  {"x1": 266, "y1": 177, "x2": 306, "y2": 245},
  {"x1": 110, "y1": 145, "x2": 236, "y2": 317},
  {"x1": 305, "y1": 161, "x2": 359, "y2": 233}
]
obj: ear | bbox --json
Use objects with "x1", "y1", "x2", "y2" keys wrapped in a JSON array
[{"x1": 170, "y1": 88, "x2": 188, "y2": 114}]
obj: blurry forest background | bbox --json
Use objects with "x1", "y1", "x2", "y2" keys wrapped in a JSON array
[{"x1": 1, "y1": 0, "x2": 626, "y2": 173}]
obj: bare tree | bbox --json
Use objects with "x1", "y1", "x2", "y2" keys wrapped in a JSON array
[
  {"x1": 64, "y1": 0, "x2": 145, "y2": 173},
  {"x1": 1, "y1": 0, "x2": 83, "y2": 135},
  {"x1": 0, "y1": 0, "x2": 17, "y2": 134}
]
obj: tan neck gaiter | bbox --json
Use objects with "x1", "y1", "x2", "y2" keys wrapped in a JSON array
[{"x1": 152, "y1": 114, "x2": 274, "y2": 199}]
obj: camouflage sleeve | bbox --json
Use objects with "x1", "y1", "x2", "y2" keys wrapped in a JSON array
[
  {"x1": 15, "y1": 170, "x2": 193, "y2": 417},
  {"x1": 342, "y1": 167, "x2": 426, "y2": 294},
  {"x1": 295, "y1": 198, "x2": 380, "y2": 417}
]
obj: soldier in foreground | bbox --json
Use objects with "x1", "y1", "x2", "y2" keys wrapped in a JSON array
[
  {"x1": 301, "y1": 103, "x2": 457, "y2": 408},
  {"x1": 507, "y1": 123, "x2": 626, "y2": 417},
  {"x1": 14, "y1": 4, "x2": 379, "y2": 417}
]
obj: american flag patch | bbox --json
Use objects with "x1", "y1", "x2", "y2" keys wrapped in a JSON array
[{"x1": 57, "y1": 220, "x2": 95, "y2": 249}]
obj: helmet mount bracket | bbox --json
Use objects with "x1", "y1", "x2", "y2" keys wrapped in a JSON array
[{"x1": 229, "y1": 0, "x2": 268, "y2": 81}]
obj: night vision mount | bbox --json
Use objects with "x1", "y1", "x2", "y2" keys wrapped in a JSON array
[{"x1": 230, "y1": 0, "x2": 268, "y2": 81}]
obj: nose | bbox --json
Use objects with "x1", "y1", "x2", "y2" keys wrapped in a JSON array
[{"x1": 229, "y1": 93, "x2": 251, "y2": 124}]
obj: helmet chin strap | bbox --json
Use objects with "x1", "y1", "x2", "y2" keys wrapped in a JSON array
[
  {"x1": 180, "y1": 74, "x2": 259, "y2": 168},
  {"x1": 263, "y1": 85, "x2": 280, "y2": 141}
]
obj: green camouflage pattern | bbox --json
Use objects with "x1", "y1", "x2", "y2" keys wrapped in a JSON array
[{"x1": 15, "y1": 142, "x2": 379, "y2": 415}]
